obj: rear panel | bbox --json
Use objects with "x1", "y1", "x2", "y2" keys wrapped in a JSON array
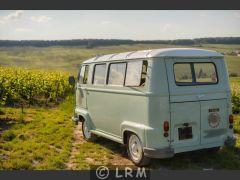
[{"x1": 165, "y1": 57, "x2": 231, "y2": 152}]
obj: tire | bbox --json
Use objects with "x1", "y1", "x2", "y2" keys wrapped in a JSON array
[
  {"x1": 82, "y1": 120, "x2": 96, "y2": 142},
  {"x1": 127, "y1": 133, "x2": 151, "y2": 167}
]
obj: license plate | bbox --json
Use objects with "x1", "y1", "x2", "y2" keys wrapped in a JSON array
[{"x1": 178, "y1": 126, "x2": 193, "y2": 140}]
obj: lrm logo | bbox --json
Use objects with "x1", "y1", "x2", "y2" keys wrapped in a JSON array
[{"x1": 90, "y1": 165, "x2": 150, "y2": 180}]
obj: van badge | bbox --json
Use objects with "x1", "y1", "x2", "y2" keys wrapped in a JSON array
[{"x1": 208, "y1": 113, "x2": 220, "y2": 128}]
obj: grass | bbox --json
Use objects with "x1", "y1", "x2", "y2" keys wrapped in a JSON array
[
  {"x1": 0, "y1": 92, "x2": 240, "y2": 170},
  {"x1": 225, "y1": 56, "x2": 240, "y2": 76},
  {"x1": 0, "y1": 95, "x2": 74, "y2": 170},
  {"x1": 230, "y1": 77, "x2": 240, "y2": 84},
  {"x1": 0, "y1": 44, "x2": 240, "y2": 75}
]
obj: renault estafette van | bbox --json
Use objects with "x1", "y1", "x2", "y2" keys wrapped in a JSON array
[{"x1": 70, "y1": 48, "x2": 236, "y2": 166}]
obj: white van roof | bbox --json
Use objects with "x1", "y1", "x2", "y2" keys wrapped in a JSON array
[{"x1": 83, "y1": 48, "x2": 223, "y2": 64}]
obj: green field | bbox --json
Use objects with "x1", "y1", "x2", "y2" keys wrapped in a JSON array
[
  {"x1": 0, "y1": 44, "x2": 240, "y2": 170},
  {"x1": 1, "y1": 94, "x2": 240, "y2": 170},
  {"x1": 0, "y1": 44, "x2": 240, "y2": 75},
  {"x1": 0, "y1": 96, "x2": 74, "y2": 169}
]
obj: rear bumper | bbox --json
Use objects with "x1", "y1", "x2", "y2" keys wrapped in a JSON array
[
  {"x1": 143, "y1": 135, "x2": 236, "y2": 159},
  {"x1": 143, "y1": 147, "x2": 174, "y2": 159},
  {"x1": 224, "y1": 135, "x2": 237, "y2": 147}
]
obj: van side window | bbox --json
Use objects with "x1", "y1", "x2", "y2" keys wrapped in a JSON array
[
  {"x1": 140, "y1": 61, "x2": 148, "y2": 86},
  {"x1": 78, "y1": 65, "x2": 89, "y2": 84},
  {"x1": 108, "y1": 63, "x2": 126, "y2": 85},
  {"x1": 93, "y1": 64, "x2": 106, "y2": 85},
  {"x1": 78, "y1": 66, "x2": 84, "y2": 83},
  {"x1": 174, "y1": 63, "x2": 193, "y2": 84},
  {"x1": 194, "y1": 63, "x2": 218, "y2": 83},
  {"x1": 83, "y1": 65, "x2": 89, "y2": 84},
  {"x1": 125, "y1": 60, "x2": 148, "y2": 87}
]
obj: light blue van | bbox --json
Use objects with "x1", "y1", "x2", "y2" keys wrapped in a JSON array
[{"x1": 70, "y1": 48, "x2": 236, "y2": 166}]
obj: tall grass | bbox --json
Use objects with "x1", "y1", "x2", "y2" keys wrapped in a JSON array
[{"x1": 232, "y1": 83, "x2": 240, "y2": 114}]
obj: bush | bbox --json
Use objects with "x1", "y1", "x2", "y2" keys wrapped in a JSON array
[
  {"x1": 231, "y1": 83, "x2": 240, "y2": 114},
  {"x1": 0, "y1": 66, "x2": 73, "y2": 106},
  {"x1": 229, "y1": 73, "x2": 239, "y2": 77}
]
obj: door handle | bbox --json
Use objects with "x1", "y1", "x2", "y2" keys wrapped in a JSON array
[{"x1": 197, "y1": 94, "x2": 205, "y2": 99}]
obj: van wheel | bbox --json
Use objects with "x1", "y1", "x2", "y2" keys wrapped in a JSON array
[
  {"x1": 82, "y1": 121, "x2": 96, "y2": 142},
  {"x1": 127, "y1": 133, "x2": 151, "y2": 167}
]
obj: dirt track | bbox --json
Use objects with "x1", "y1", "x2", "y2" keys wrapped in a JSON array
[
  {"x1": 66, "y1": 123, "x2": 85, "y2": 169},
  {"x1": 66, "y1": 123, "x2": 133, "y2": 170}
]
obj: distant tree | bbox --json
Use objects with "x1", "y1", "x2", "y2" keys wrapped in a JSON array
[
  {"x1": 0, "y1": 37, "x2": 240, "y2": 47},
  {"x1": 86, "y1": 41, "x2": 94, "y2": 49}
]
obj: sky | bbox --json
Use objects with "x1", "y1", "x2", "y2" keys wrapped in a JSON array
[{"x1": 0, "y1": 10, "x2": 240, "y2": 40}]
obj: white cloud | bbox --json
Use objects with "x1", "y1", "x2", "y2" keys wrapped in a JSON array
[
  {"x1": 30, "y1": 15, "x2": 52, "y2": 23},
  {"x1": 162, "y1": 23, "x2": 172, "y2": 31},
  {"x1": 0, "y1": 10, "x2": 24, "y2": 24},
  {"x1": 101, "y1": 21, "x2": 111, "y2": 25},
  {"x1": 200, "y1": 12, "x2": 207, "y2": 17},
  {"x1": 233, "y1": 11, "x2": 240, "y2": 18},
  {"x1": 15, "y1": 27, "x2": 32, "y2": 32}
]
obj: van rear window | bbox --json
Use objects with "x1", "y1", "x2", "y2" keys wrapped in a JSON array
[
  {"x1": 174, "y1": 64, "x2": 193, "y2": 83},
  {"x1": 194, "y1": 63, "x2": 218, "y2": 83},
  {"x1": 174, "y1": 62, "x2": 218, "y2": 85}
]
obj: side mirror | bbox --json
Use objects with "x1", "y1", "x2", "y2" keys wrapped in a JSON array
[{"x1": 68, "y1": 76, "x2": 76, "y2": 85}]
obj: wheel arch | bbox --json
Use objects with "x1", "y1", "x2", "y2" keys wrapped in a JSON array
[
  {"x1": 121, "y1": 121, "x2": 147, "y2": 146},
  {"x1": 77, "y1": 113, "x2": 90, "y2": 123},
  {"x1": 78, "y1": 115, "x2": 85, "y2": 122},
  {"x1": 123, "y1": 130, "x2": 134, "y2": 145},
  {"x1": 75, "y1": 108, "x2": 95, "y2": 130}
]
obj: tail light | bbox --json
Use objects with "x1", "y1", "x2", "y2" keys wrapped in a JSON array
[
  {"x1": 163, "y1": 121, "x2": 169, "y2": 132},
  {"x1": 164, "y1": 132, "x2": 169, "y2": 137},
  {"x1": 229, "y1": 114, "x2": 234, "y2": 124}
]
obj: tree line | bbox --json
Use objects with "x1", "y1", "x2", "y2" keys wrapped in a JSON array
[{"x1": 0, "y1": 37, "x2": 240, "y2": 47}]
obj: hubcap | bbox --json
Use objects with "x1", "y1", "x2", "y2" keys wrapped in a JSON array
[
  {"x1": 83, "y1": 122, "x2": 91, "y2": 139},
  {"x1": 129, "y1": 135, "x2": 142, "y2": 162}
]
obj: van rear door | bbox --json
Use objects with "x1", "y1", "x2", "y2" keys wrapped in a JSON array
[
  {"x1": 170, "y1": 101, "x2": 201, "y2": 148},
  {"x1": 165, "y1": 58, "x2": 229, "y2": 151},
  {"x1": 200, "y1": 99, "x2": 228, "y2": 145}
]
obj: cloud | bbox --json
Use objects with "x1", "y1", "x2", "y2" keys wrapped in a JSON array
[
  {"x1": 15, "y1": 27, "x2": 32, "y2": 32},
  {"x1": 162, "y1": 24, "x2": 172, "y2": 31},
  {"x1": 233, "y1": 11, "x2": 240, "y2": 18},
  {"x1": 0, "y1": 10, "x2": 24, "y2": 24},
  {"x1": 101, "y1": 21, "x2": 111, "y2": 25},
  {"x1": 30, "y1": 15, "x2": 51, "y2": 23},
  {"x1": 200, "y1": 12, "x2": 207, "y2": 17}
]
